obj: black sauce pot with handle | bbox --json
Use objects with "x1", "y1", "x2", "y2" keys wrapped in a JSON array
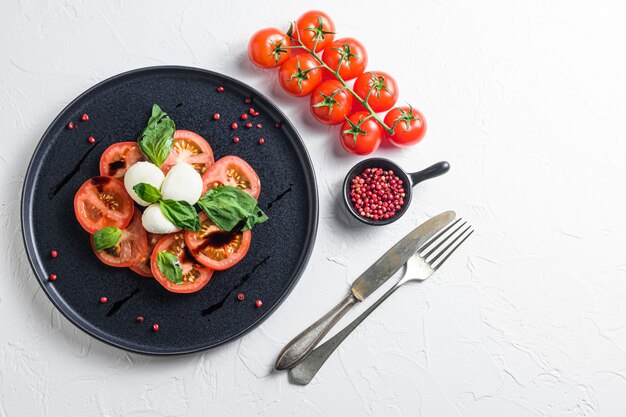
[{"x1": 342, "y1": 158, "x2": 450, "y2": 226}]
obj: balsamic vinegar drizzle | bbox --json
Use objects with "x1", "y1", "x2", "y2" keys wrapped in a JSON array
[
  {"x1": 201, "y1": 256, "x2": 270, "y2": 316},
  {"x1": 267, "y1": 184, "x2": 294, "y2": 209},
  {"x1": 48, "y1": 142, "x2": 100, "y2": 199},
  {"x1": 106, "y1": 288, "x2": 140, "y2": 317}
]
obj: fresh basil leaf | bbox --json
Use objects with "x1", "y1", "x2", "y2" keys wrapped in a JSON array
[
  {"x1": 160, "y1": 199, "x2": 201, "y2": 231},
  {"x1": 93, "y1": 226, "x2": 122, "y2": 251},
  {"x1": 197, "y1": 186, "x2": 268, "y2": 232},
  {"x1": 137, "y1": 104, "x2": 176, "y2": 167},
  {"x1": 157, "y1": 251, "x2": 182, "y2": 284},
  {"x1": 133, "y1": 182, "x2": 162, "y2": 203},
  {"x1": 242, "y1": 205, "x2": 269, "y2": 231}
]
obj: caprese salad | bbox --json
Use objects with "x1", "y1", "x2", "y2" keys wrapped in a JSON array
[{"x1": 73, "y1": 104, "x2": 267, "y2": 294}]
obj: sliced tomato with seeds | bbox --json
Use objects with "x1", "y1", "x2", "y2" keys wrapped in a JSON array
[
  {"x1": 161, "y1": 130, "x2": 214, "y2": 175},
  {"x1": 184, "y1": 212, "x2": 251, "y2": 271},
  {"x1": 130, "y1": 232, "x2": 163, "y2": 277},
  {"x1": 99, "y1": 142, "x2": 146, "y2": 179},
  {"x1": 201, "y1": 155, "x2": 261, "y2": 199},
  {"x1": 91, "y1": 211, "x2": 148, "y2": 268},
  {"x1": 150, "y1": 233, "x2": 214, "y2": 293},
  {"x1": 74, "y1": 176, "x2": 134, "y2": 234}
]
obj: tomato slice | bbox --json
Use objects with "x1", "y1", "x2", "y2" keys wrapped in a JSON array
[
  {"x1": 99, "y1": 142, "x2": 146, "y2": 179},
  {"x1": 74, "y1": 176, "x2": 134, "y2": 234},
  {"x1": 91, "y1": 210, "x2": 148, "y2": 268},
  {"x1": 161, "y1": 130, "x2": 214, "y2": 175},
  {"x1": 130, "y1": 232, "x2": 163, "y2": 277},
  {"x1": 150, "y1": 233, "x2": 214, "y2": 293},
  {"x1": 201, "y1": 156, "x2": 261, "y2": 199},
  {"x1": 184, "y1": 212, "x2": 251, "y2": 271}
]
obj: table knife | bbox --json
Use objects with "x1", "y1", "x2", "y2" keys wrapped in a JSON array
[{"x1": 274, "y1": 210, "x2": 456, "y2": 370}]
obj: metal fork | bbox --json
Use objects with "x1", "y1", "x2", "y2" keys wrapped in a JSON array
[{"x1": 288, "y1": 219, "x2": 474, "y2": 385}]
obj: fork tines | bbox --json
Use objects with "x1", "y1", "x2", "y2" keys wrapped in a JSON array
[{"x1": 418, "y1": 217, "x2": 474, "y2": 269}]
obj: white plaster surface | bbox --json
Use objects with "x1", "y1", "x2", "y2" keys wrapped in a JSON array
[{"x1": 2, "y1": 1, "x2": 626, "y2": 415}]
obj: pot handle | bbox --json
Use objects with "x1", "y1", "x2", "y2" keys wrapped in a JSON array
[{"x1": 409, "y1": 161, "x2": 450, "y2": 187}]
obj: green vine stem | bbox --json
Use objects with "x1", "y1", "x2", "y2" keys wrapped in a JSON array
[{"x1": 286, "y1": 25, "x2": 395, "y2": 135}]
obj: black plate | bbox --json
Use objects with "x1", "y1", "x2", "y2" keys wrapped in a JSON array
[{"x1": 21, "y1": 66, "x2": 318, "y2": 355}]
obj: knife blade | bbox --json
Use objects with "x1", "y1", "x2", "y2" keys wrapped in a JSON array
[
  {"x1": 351, "y1": 210, "x2": 456, "y2": 300},
  {"x1": 275, "y1": 210, "x2": 456, "y2": 370}
]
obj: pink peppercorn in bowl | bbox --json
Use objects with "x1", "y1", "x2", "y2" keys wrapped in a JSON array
[{"x1": 342, "y1": 158, "x2": 450, "y2": 226}]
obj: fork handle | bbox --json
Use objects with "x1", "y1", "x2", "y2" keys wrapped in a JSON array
[
  {"x1": 275, "y1": 293, "x2": 359, "y2": 370},
  {"x1": 288, "y1": 283, "x2": 402, "y2": 385}
]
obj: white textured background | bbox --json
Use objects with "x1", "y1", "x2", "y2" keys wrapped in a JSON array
[{"x1": 2, "y1": 1, "x2": 626, "y2": 416}]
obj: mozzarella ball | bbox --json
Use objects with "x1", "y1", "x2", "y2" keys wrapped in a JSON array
[
  {"x1": 141, "y1": 203, "x2": 181, "y2": 234},
  {"x1": 124, "y1": 161, "x2": 165, "y2": 206},
  {"x1": 160, "y1": 162, "x2": 203, "y2": 205}
]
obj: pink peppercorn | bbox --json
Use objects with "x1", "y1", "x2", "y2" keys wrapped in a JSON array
[{"x1": 349, "y1": 168, "x2": 405, "y2": 221}]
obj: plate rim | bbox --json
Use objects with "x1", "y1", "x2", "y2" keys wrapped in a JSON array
[{"x1": 20, "y1": 65, "x2": 319, "y2": 355}]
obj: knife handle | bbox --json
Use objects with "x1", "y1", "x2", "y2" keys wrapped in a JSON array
[
  {"x1": 275, "y1": 293, "x2": 358, "y2": 370},
  {"x1": 288, "y1": 283, "x2": 401, "y2": 385}
]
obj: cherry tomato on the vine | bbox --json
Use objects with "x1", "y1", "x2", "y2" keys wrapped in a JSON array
[
  {"x1": 278, "y1": 54, "x2": 323, "y2": 97},
  {"x1": 294, "y1": 10, "x2": 335, "y2": 52},
  {"x1": 310, "y1": 80, "x2": 353, "y2": 125},
  {"x1": 353, "y1": 71, "x2": 399, "y2": 112},
  {"x1": 339, "y1": 111, "x2": 382, "y2": 155},
  {"x1": 248, "y1": 28, "x2": 291, "y2": 68},
  {"x1": 322, "y1": 37, "x2": 368, "y2": 81},
  {"x1": 384, "y1": 106, "x2": 427, "y2": 147}
]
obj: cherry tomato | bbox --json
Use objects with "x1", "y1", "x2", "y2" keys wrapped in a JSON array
[
  {"x1": 248, "y1": 28, "x2": 291, "y2": 68},
  {"x1": 339, "y1": 111, "x2": 382, "y2": 155},
  {"x1": 161, "y1": 130, "x2": 214, "y2": 175},
  {"x1": 309, "y1": 80, "x2": 353, "y2": 125},
  {"x1": 151, "y1": 233, "x2": 214, "y2": 294},
  {"x1": 184, "y1": 212, "x2": 251, "y2": 271},
  {"x1": 278, "y1": 55, "x2": 323, "y2": 97},
  {"x1": 322, "y1": 37, "x2": 368, "y2": 81},
  {"x1": 130, "y1": 232, "x2": 163, "y2": 277},
  {"x1": 201, "y1": 155, "x2": 261, "y2": 199},
  {"x1": 74, "y1": 176, "x2": 134, "y2": 234},
  {"x1": 384, "y1": 106, "x2": 427, "y2": 147},
  {"x1": 294, "y1": 10, "x2": 335, "y2": 52},
  {"x1": 353, "y1": 71, "x2": 399, "y2": 112},
  {"x1": 99, "y1": 142, "x2": 146, "y2": 179},
  {"x1": 91, "y1": 211, "x2": 148, "y2": 268}
]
